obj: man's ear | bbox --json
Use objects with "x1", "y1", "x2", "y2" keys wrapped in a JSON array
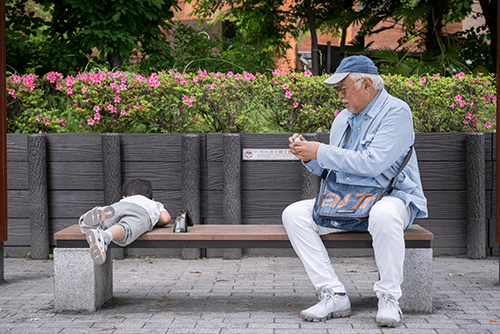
[{"x1": 364, "y1": 77, "x2": 373, "y2": 90}]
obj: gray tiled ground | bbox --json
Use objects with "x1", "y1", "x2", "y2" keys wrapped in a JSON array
[{"x1": 1, "y1": 255, "x2": 499, "y2": 333}]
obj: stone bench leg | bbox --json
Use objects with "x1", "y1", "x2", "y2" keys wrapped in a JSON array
[
  {"x1": 54, "y1": 248, "x2": 113, "y2": 312},
  {"x1": 400, "y1": 248, "x2": 433, "y2": 312}
]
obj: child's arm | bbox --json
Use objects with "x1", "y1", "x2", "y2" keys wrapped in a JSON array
[{"x1": 156, "y1": 210, "x2": 171, "y2": 227}]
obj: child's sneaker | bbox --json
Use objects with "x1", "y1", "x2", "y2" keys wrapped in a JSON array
[
  {"x1": 86, "y1": 229, "x2": 109, "y2": 265},
  {"x1": 83, "y1": 206, "x2": 115, "y2": 228}
]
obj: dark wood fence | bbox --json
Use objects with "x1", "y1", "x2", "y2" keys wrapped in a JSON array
[{"x1": 5, "y1": 132, "x2": 497, "y2": 258}]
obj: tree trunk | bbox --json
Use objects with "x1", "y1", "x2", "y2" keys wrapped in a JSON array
[
  {"x1": 305, "y1": 1, "x2": 319, "y2": 75},
  {"x1": 479, "y1": 0, "x2": 497, "y2": 73},
  {"x1": 107, "y1": 51, "x2": 123, "y2": 71},
  {"x1": 423, "y1": 0, "x2": 448, "y2": 56}
]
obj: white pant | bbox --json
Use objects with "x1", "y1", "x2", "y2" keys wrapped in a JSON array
[{"x1": 282, "y1": 196, "x2": 411, "y2": 300}]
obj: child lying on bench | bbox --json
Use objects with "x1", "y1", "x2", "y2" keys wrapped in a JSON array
[{"x1": 78, "y1": 179, "x2": 171, "y2": 265}]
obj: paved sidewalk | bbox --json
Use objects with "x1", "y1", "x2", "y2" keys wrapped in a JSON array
[{"x1": 0, "y1": 255, "x2": 499, "y2": 334}]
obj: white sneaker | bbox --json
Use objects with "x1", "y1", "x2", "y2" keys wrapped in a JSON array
[
  {"x1": 376, "y1": 293, "x2": 402, "y2": 327},
  {"x1": 86, "y1": 229, "x2": 109, "y2": 265},
  {"x1": 300, "y1": 287, "x2": 351, "y2": 322}
]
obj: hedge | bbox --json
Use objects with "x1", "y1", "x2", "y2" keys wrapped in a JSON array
[{"x1": 6, "y1": 69, "x2": 496, "y2": 134}]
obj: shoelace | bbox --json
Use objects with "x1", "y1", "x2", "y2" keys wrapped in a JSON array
[
  {"x1": 318, "y1": 289, "x2": 344, "y2": 306},
  {"x1": 379, "y1": 295, "x2": 403, "y2": 318}
]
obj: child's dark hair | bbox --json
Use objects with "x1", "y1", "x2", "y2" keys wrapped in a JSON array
[{"x1": 121, "y1": 179, "x2": 153, "y2": 199}]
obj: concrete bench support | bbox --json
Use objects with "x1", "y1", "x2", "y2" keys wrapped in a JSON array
[
  {"x1": 54, "y1": 248, "x2": 113, "y2": 312},
  {"x1": 400, "y1": 248, "x2": 433, "y2": 312}
]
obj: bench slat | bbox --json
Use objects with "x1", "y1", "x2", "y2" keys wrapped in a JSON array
[{"x1": 55, "y1": 224, "x2": 433, "y2": 249}]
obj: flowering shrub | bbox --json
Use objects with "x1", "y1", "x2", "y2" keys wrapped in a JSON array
[
  {"x1": 5, "y1": 70, "x2": 496, "y2": 134},
  {"x1": 384, "y1": 73, "x2": 496, "y2": 132}
]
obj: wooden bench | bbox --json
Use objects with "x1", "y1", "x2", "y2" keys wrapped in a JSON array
[{"x1": 53, "y1": 224, "x2": 434, "y2": 312}]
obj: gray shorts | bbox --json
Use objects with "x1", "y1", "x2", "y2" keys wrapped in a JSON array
[{"x1": 79, "y1": 202, "x2": 152, "y2": 247}]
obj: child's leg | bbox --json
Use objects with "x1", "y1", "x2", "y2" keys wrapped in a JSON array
[{"x1": 106, "y1": 225, "x2": 124, "y2": 240}]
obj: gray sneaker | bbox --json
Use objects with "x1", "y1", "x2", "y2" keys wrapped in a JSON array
[
  {"x1": 86, "y1": 229, "x2": 108, "y2": 265},
  {"x1": 300, "y1": 287, "x2": 351, "y2": 322},
  {"x1": 376, "y1": 293, "x2": 402, "y2": 327},
  {"x1": 83, "y1": 206, "x2": 115, "y2": 228}
]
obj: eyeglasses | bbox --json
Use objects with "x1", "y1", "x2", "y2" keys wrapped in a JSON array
[{"x1": 336, "y1": 78, "x2": 362, "y2": 95}]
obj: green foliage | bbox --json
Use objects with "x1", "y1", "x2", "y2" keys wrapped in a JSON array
[
  {"x1": 5, "y1": 70, "x2": 496, "y2": 134},
  {"x1": 384, "y1": 73, "x2": 496, "y2": 132},
  {"x1": 5, "y1": 0, "x2": 180, "y2": 76},
  {"x1": 169, "y1": 22, "x2": 275, "y2": 75}
]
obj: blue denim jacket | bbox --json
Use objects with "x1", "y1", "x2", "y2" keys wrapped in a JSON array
[{"x1": 305, "y1": 89, "x2": 428, "y2": 225}]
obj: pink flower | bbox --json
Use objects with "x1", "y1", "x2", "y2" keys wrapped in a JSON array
[
  {"x1": 93, "y1": 105, "x2": 100, "y2": 113},
  {"x1": 282, "y1": 84, "x2": 289, "y2": 90},
  {"x1": 454, "y1": 95, "x2": 462, "y2": 101},
  {"x1": 484, "y1": 81, "x2": 489, "y2": 87},
  {"x1": 459, "y1": 101, "x2": 466, "y2": 107},
  {"x1": 470, "y1": 102, "x2": 474, "y2": 107},
  {"x1": 44, "y1": 119, "x2": 50, "y2": 126},
  {"x1": 420, "y1": 77, "x2": 426, "y2": 84},
  {"x1": 334, "y1": 110, "x2": 340, "y2": 117},
  {"x1": 463, "y1": 120, "x2": 469, "y2": 124},
  {"x1": 114, "y1": 96, "x2": 120, "y2": 103},
  {"x1": 107, "y1": 104, "x2": 117, "y2": 113},
  {"x1": 36, "y1": 116, "x2": 42, "y2": 122},
  {"x1": 187, "y1": 101, "x2": 193, "y2": 108},
  {"x1": 408, "y1": 80, "x2": 413, "y2": 86},
  {"x1": 88, "y1": 118, "x2": 94, "y2": 125},
  {"x1": 433, "y1": 74, "x2": 440, "y2": 80},
  {"x1": 210, "y1": 83, "x2": 216, "y2": 90},
  {"x1": 485, "y1": 121, "x2": 492, "y2": 128},
  {"x1": 82, "y1": 87, "x2": 87, "y2": 94},
  {"x1": 120, "y1": 110, "x2": 126, "y2": 116},
  {"x1": 66, "y1": 88, "x2": 73, "y2": 95},
  {"x1": 182, "y1": 95, "x2": 189, "y2": 103},
  {"x1": 293, "y1": 101, "x2": 299, "y2": 108},
  {"x1": 94, "y1": 113, "x2": 101, "y2": 120},
  {"x1": 8, "y1": 89, "x2": 16, "y2": 98},
  {"x1": 304, "y1": 70, "x2": 312, "y2": 77},
  {"x1": 451, "y1": 102, "x2": 455, "y2": 109},
  {"x1": 285, "y1": 90, "x2": 292, "y2": 99},
  {"x1": 493, "y1": 97, "x2": 497, "y2": 103},
  {"x1": 458, "y1": 72, "x2": 465, "y2": 78},
  {"x1": 56, "y1": 118, "x2": 66, "y2": 126}
]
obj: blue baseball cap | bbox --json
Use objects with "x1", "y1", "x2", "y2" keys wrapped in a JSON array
[{"x1": 323, "y1": 55, "x2": 378, "y2": 87}]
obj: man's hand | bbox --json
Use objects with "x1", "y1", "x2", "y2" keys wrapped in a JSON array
[{"x1": 288, "y1": 134, "x2": 321, "y2": 162}]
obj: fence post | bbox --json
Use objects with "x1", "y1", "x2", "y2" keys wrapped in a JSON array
[
  {"x1": 28, "y1": 134, "x2": 49, "y2": 259},
  {"x1": 466, "y1": 132, "x2": 486, "y2": 259},
  {"x1": 301, "y1": 133, "x2": 321, "y2": 200},
  {"x1": 181, "y1": 134, "x2": 201, "y2": 259},
  {"x1": 0, "y1": 0, "x2": 6, "y2": 283},
  {"x1": 101, "y1": 133, "x2": 123, "y2": 260},
  {"x1": 221, "y1": 134, "x2": 241, "y2": 259}
]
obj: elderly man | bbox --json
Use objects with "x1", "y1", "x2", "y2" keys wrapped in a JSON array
[{"x1": 283, "y1": 55, "x2": 427, "y2": 327}]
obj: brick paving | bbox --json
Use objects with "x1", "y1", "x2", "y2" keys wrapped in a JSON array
[{"x1": 0, "y1": 255, "x2": 499, "y2": 333}]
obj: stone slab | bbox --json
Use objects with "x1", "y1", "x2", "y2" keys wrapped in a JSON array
[
  {"x1": 53, "y1": 248, "x2": 113, "y2": 311},
  {"x1": 400, "y1": 248, "x2": 433, "y2": 312}
]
